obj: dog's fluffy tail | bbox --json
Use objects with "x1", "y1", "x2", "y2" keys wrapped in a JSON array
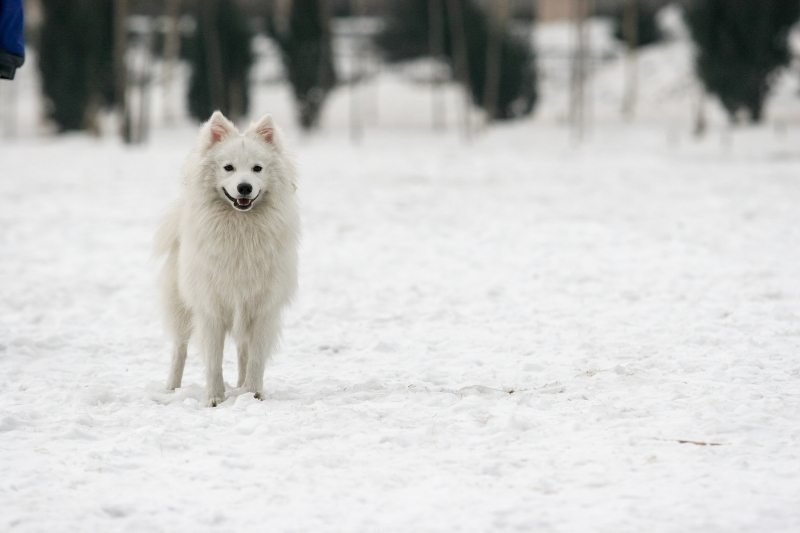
[{"x1": 154, "y1": 204, "x2": 181, "y2": 257}]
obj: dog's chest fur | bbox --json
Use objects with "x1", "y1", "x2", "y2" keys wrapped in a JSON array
[{"x1": 178, "y1": 199, "x2": 297, "y2": 317}]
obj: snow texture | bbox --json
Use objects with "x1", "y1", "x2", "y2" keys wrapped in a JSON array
[{"x1": 2, "y1": 122, "x2": 800, "y2": 532}]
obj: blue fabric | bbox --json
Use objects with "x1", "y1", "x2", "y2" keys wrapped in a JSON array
[{"x1": 0, "y1": 0, "x2": 25, "y2": 57}]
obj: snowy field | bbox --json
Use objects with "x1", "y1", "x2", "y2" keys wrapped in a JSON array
[
  {"x1": 3, "y1": 9, "x2": 800, "y2": 530},
  {"x1": 2, "y1": 121, "x2": 800, "y2": 532}
]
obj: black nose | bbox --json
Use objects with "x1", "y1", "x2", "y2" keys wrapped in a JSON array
[{"x1": 237, "y1": 183, "x2": 253, "y2": 196}]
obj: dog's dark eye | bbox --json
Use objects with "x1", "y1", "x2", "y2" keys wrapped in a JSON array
[
  {"x1": 223, "y1": 164, "x2": 235, "y2": 172},
  {"x1": 252, "y1": 165, "x2": 263, "y2": 173}
]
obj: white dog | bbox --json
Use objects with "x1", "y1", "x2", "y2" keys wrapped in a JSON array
[{"x1": 155, "y1": 111, "x2": 299, "y2": 407}]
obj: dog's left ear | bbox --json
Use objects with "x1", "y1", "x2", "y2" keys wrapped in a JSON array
[{"x1": 248, "y1": 114, "x2": 277, "y2": 145}]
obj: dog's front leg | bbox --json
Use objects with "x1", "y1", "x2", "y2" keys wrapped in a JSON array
[
  {"x1": 166, "y1": 342, "x2": 188, "y2": 390},
  {"x1": 242, "y1": 317, "x2": 280, "y2": 400},
  {"x1": 197, "y1": 314, "x2": 226, "y2": 407},
  {"x1": 236, "y1": 343, "x2": 248, "y2": 388}
]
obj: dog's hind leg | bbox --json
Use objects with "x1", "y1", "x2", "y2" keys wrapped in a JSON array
[
  {"x1": 162, "y1": 251, "x2": 192, "y2": 390},
  {"x1": 167, "y1": 341, "x2": 189, "y2": 390}
]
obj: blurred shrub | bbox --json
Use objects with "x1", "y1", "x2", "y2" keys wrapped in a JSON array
[
  {"x1": 267, "y1": 0, "x2": 337, "y2": 130},
  {"x1": 685, "y1": 0, "x2": 800, "y2": 123},
  {"x1": 38, "y1": 0, "x2": 115, "y2": 132},
  {"x1": 188, "y1": 0, "x2": 253, "y2": 122},
  {"x1": 375, "y1": 0, "x2": 538, "y2": 121}
]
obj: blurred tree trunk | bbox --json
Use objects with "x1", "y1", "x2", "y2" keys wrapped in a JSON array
[
  {"x1": 162, "y1": 0, "x2": 182, "y2": 124},
  {"x1": 621, "y1": 0, "x2": 638, "y2": 119},
  {"x1": 201, "y1": 0, "x2": 225, "y2": 113},
  {"x1": 447, "y1": 0, "x2": 472, "y2": 140},
  {"x1": 483, "y1": 0, "x2": 508, "y2": 125},
  {"x1": 349, "y1": 0, "x2": 365, "y2": 142},
  {"x1": 428, "y1": 0, "x2": 445, "y2": 130},
  {"x1": 135, "y1": 29, "x2": 154, "y2": 143},
  {"x1": 114, "y1": 0, "x2": 132, "y2": 142},
  {"x1": 694, "y1": 87, "x2": 707, "y2": 138},
  {"x1": 570, "y1": 0, "x2": 591, "y2": 141},
  {"x1": 0, "y1": 80, "x2": 17, "y2": 138},
  {"x1": 318, "y1": 0, "x2": 334, "y2": 127}
]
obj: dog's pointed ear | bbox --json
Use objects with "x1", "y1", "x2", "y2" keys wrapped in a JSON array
[
  {"x1": 248, "y1": 114, "x2": 276, "y2": 145},
  {"x1": 201, "y1": 111, "x2": 236, "y2": 149}
]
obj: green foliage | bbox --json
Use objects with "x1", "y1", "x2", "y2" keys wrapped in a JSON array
[
  {"x1": 685, "y1": 0, "x2": 800, "y2": 123},
  {"x1": 611, "y1": 3, "x2": 664, "y2": 48},
  {"x1": 267, "y1": 0, "x2": 337, "y2": 130},
  {"x1": 38, "y1": 0, "x2": 115, "y2": 132},
  {"x1": 187, "y1": 0, "x2": 254, "y2": 122},
  {"x1": 375, "y1": 0, "x2": 538, "y2": 121}
]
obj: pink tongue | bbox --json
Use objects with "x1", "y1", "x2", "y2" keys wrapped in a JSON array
[{"x1": 236, "y1": 198, "x2": 251, "y2": 206}]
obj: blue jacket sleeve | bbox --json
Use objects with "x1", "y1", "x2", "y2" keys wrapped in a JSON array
[
  {"x1": 0, "y1": 0, "x2": 25, "y2": 79},
  {"x1": 0, "y1": 0, "x2": 25, "y2": 56}
]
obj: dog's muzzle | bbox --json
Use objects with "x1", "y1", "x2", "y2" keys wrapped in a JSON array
[{"x1": 222, "y1": 187, "x2": 259, "y2": 211}]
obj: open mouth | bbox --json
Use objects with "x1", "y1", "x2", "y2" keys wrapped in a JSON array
[{"x1": 222, "y1": 188, "x2": 260, "y2": 211}]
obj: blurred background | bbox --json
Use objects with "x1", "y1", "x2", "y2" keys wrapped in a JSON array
[{"x1": 3, "y1": 0, "x2": 800, "y2": 143}]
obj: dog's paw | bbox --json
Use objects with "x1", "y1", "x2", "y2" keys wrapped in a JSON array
[
  {"x1": 206, "y1": 396, "x2": 224, "y2": 408},
  {"x1": 253, "y1": 392, "x2": 263, "y2": 401}
]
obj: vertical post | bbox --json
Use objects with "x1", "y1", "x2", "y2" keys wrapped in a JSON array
[
  {"x1": 202, "y1": 0, "x2": 225, "y2": 114},
  {"x1": 114, "y1": 0, "x2": 131, "y2": 142},
  {"x1": 349, "y1": 0, "x2": 365, "y2": 142},
  {"x1": 136, "y1": 27, "x2": 155, "y2": 143},
  {"x1": 162, "y1": 0, "x2": 182, "y2": 125},
  {"x1": 428, "y1": 0, "x2": 445, "y2": 130},
  {"x1": 621, "y1": 0, "x2": 638, "y2": 119},
  {"x1": 585, "y1": 0, "x2": 593, "y2": 133},
  {"x1": 483, "y1": 0, "x2": 508, "y2": 127},
  {"x1": 447, "y1": 0, "x2": 472, "y2": 141},
  {"x1": 570, "y1": 0, "x2": 590, "y2": 142},
  {"x1": 694, "y1": 86, "x2": 707, "y2": 138},
  {"x1": 0, "y1": 76, "x2": 16, "y2": 138},
  {"x1": 318, "y1": 0, "x2": 333, "y2": 129}
]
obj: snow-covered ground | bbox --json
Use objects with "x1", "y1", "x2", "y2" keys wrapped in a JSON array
[
  {"x1": 3, "y1": 120, "x2": 800, "y2": 532},
  {"x1": 3, "y1": 11, "x2": 800, "y2": 532}
]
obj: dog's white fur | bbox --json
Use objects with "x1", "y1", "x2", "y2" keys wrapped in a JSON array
[{"x1": 155, "y1": 111, "x2": 299, "y2": 407}]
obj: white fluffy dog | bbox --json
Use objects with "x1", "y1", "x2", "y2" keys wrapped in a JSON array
[{"x1": 155, "y1": 111, "x2": 299, "y2": 406}]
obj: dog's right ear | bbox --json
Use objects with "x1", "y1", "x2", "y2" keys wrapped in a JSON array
[{"x1": 199, "y1": 111, "x2": 236, "y2": 150}]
